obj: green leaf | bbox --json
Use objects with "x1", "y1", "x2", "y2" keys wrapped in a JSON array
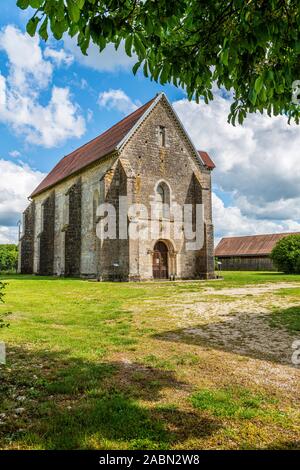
[
  {"x1": 249, "y1": 88, "x2": 257, "y2": 106},
  {"x1": 125, "y1": 35, "x2": 133, "y2": 57},
  {"x1": 143, "y1": 60, "x2": 148, "y2": 78},
  {"x1": 69, "y1": 23, "x2": 79, "y2": 37},
  {"x1": 67, "y1": 0, "x2": 80, "y2": 23},
  {"x1": 29, "y1": 0, "x2": 43, "y2": 7},
  {"x1": 144, "y1": 16, "x2": 153, "y2": 34},
  {"x1": 39, "y1": 17, "x2": 48, "y2": 41},
  {"x1": 26, "y1": 17, "x2": 40, "y2": 36},
  {"x1": 221, "y1": 48, "x2": 229, "y2": 66},
  {"x1": 52, "y1": 19, "x2": 68, "y2": 40},
  {"x1": 238, "y1": 109, "x2": 244, "y2": 125},
  {"x1": 160, "y1": 63, "x2": 170, "y2": 84},
  {"x1": 16, "y1": 0, "x2": 30, "y2": 9},
  {"x1": 98, "y1": 35, "x2": 106, "y2": 52},
  {"x1": 77, "y1": 0, "x2": 85, "y2": 9},
  {"x1": 267, "y1": 70, "x2": 274, "y2": 82},
  {"x1": 254, "y1": 76, "x2": 264, "y2": 94},
  {"x1": 133, "y1": 34, "x2": 146, "y2": 58},
  {"x1": 132, "y1": 60, "x2": 142, "y2": 75}
]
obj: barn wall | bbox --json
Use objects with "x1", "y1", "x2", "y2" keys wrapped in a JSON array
[{"x1": 218, "y1": 256, "x2": 275, "y2": 271}]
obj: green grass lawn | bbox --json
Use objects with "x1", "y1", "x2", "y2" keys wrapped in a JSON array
[{"x1": 0, "y1": 272, "x2": 300, "y2": 450}]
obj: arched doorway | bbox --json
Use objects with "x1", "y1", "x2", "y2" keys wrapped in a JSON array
[{"x1": 153, "y1": 241, "x2": 168, "y2": 279}]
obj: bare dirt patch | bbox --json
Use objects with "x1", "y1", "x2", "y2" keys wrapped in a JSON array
[
  {"x1": 203, "y1": 282, "x2": 300, "y2": 296},
  {"x1": 136, "y1": 282, "x2": 300, "y2": 393}
]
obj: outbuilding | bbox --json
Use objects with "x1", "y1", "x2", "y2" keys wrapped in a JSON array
[{"x1": 215, "y1": 233, "x2": 300, "y2": 271}]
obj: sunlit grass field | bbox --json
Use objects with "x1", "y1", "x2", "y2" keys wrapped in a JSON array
[{"x1": 0, "y1": 272, "x2": 299, "y2": 450}]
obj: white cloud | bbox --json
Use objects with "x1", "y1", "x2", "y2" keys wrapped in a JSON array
[
  {"x1": 0, "y1": 159, "x2": 45, "y2": 243},
  {"x1": 173, "y1": 94, "x2": 300, "y2": 240},
  {"x1": 0, "y1": 25, "x2": 85, "y2": 147},
  {"x1": 0, "y1": 226, "x2": 18, "y2": 244},
  {"x1": 0, "y1": 25, "x2": 52, "y2": 92},
  {"x1": 87, "y1": 108, "x2": 93, "y2": 122},
  {"x1": 98, "y1": 89, "x2": 140, "y2": 115},
  {"x1": 9, "y1": 150, "x2": 21, "y2": 158},
  {"x1": 44, "y1": 47, "x2": 74, "y2": 67},
  {"x1": 212, "y1": 193, "x2": 300, "y2": 243},
  {"x1": 64, "y1": 36, "x2": 136, "y2": 72}
]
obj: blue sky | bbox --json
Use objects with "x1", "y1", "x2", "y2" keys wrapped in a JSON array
[
  {"x1": 0, "y1": 1, "x2": 183, "y2": 174},
  {"x1": 1, "y1": 1, "x2": 300, "y2": 244}
]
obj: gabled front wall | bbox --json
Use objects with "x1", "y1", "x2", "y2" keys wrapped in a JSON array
[{"x1": 120, "y1": 98, "x2": 214, "y2": 280}]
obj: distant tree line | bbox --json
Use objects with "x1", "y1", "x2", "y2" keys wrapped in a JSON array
[{"x1": 0, "y1": 245, "x2": 18, "y2": 273}]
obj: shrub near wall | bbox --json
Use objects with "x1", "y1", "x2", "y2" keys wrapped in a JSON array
[
  {"x1": 271, "y1": 234, "x2": 300, "y2": 274},
  {"x1": 0, "y1": 244, "x2": 18, "y2": 273}
]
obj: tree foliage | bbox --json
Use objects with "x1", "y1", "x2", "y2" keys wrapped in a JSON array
[
  {"x1": 17, "y1": 0, "x2": 300, "y2": 124},
  {"x1": 0, "y1": 245, "x2": 18, "y2": 273},
  {"x1": 271, "y1": 234, "x2": 300, "y2": 274}
]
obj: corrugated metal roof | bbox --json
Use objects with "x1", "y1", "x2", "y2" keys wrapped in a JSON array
[
  {"x1": 30, "y1": 97, "x2": 156, "y2": 197},
  {"x1": 215, "y1": 232, "x2": 300, "y2": 257},
  {"x1": 198, "y1": 150, "x2": 215, "y2": 169}
]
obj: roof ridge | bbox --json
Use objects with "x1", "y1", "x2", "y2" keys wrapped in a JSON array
[{"x1": 220, "y1": 231, "x2": 300, "y2": 240}]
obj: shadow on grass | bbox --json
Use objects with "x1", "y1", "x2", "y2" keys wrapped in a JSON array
[
  {"x1": 0, "y1": 346, "x2": 220, "y2": 450},
  {"x1": 153, "y1": 309, "x2": 299, "y2": 365},
  {"x1": 0, "y1": 274, "x2": 81, "y2": 281},
  {"x1": 254, "y1": 272, "x2": 293, "y2": 276}
]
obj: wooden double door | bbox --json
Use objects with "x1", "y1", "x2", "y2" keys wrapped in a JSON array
[{"x1": 153, "y1": 241, "x2": 168, "y2": 279}]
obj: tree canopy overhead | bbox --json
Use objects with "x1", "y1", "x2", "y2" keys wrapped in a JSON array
[{"x1": 17, "y1": 0, "x2": 300, "y2": 124}]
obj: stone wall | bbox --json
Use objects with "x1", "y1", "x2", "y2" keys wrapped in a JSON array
[
  {"x1": 39, "y1": 191, "x2": 55, "y2": 275},
  {"x1": 65, "y1": 179, "x2": 82, "y2": 277},
  {"x1": 19, "y1": 202, "x2": 35, "y2": 274},
  {"x1": 99, "y1": 160, "x2": 129, "y2": 280},
  {"x1": 121, "y1": 98, "x2": 215, "y2": 280}
]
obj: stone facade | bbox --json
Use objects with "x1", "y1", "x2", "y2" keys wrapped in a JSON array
[
  {"x1": 39, "y1": 191, "x2": 55, "y2": 275},
  {"x1": 65, "y1": 179, "x2": 82, "y2": 277},
  {"x1": 19, "y1": 202, "x2": 35, "y2": 274},
  {"x1": 19, "y1": 95, "x2": 215, "y2": 280}
]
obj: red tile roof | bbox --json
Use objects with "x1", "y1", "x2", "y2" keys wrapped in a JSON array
[
  {"x1": 198, "y1": 150, "x2": 215, "y2": 170},
  {"x1": 30, "y1": 97, "x2": 156, "y2": 197},
  {"x1": 215, "y1": 232, "x2": 300, "y2": 257}
]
